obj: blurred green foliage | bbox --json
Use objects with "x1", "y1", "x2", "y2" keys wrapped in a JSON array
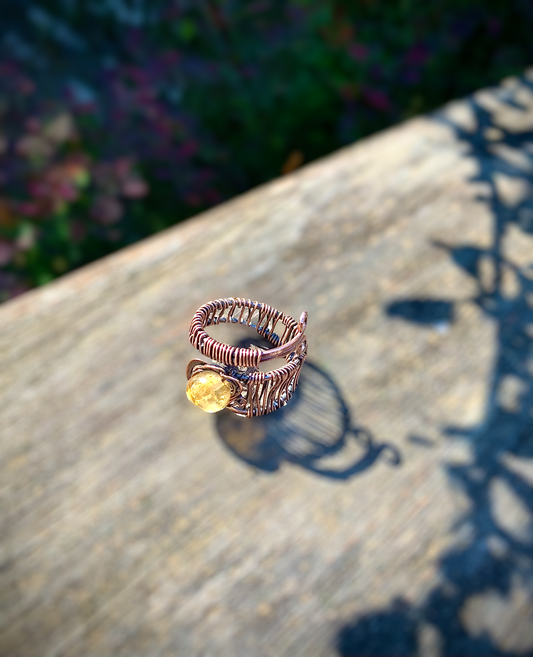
[{"x1": 0, "y1": 0, "x2": 532, "y2": 300}]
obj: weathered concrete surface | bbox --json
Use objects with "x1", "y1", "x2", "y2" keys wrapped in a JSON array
[{"x1": 1, "y1": 71, "x2": 533, "y2": 657}]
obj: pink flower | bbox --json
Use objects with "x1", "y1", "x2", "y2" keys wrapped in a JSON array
[
  {"x1": 91, "y1": 196, "x2": 123, "y2": 225},
  {"x1": 62, "y1": 157, "x2": 90, "y2": 188},
  {"x1": 184, "y1": 192, "x2": 202, "y2": 207},
  {"x1": 204, "y1": 188, "x2": 222, "y2": 204},
  {"x1": 56, "y1": 181, "x2": 78, "y2": 202},
  {"x1": 405, "y1": 44, "x2": 429, "y2": 66},
  {"x1": 121, "y1": 177, "x2": 149, "y2": 199},
  {"x1": 162, "y1": 50, "x2": 180, "y2": 66},
  {"x1": 18, "y1": 78, "x2": 35, "y2": 95},
  {"x1": 16, "y1": 134, "x2": 54, "y2": 160},
  {"x1": 113, "y1": 158, "x2": 134, "y2": 181},
  {"x1": 25, "y1": 117, "x2": 41, "y2": 132},
  {"x1": 70, "y1": 220, "x2": 87, "y2": 242},
  {"x1": 339, "y1": 83, "x2": 357, "y2": 100},
  {"x1": 361, "y1": 87, "x2": 391, "y2": 112},
  {"x1": 29, "y1": 170, "x2": 77, "y2": 205},
  {"x1": 487, "y1": 17, "x2": 501, "y2": 35},
  {"x1": 7, "y1": 282, "x2": 30, "y2": 299},
  {"x1": 404, "y1": 70, "x2": 421, "y2": 85},
  {"x1": 106, "y1": 229, "x2": 123, "y2": 242},
  {"x1": 14, "y1": 200, "x2": 43, "y2": 219},
  {"x1": 178, "y1": 140, "x2": 199, "y2": 159},
  {"x1": 74, "y1": 102, "x2": 97, "y2": 116},
  {"x1": 247, "y1": 1, "x2": 270, "y2": 14},
  {"x1": 348, "y1": 43, "x2": 368, "y2": 62},
  {"x1": 0, "y1": 238, "x2": 16, "y2": 265},
  {"x1": 93, "y1": 162, "x2": 117, "y2": 193}
]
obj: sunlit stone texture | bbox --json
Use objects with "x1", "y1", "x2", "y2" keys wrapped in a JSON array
[{"x1": 186, "y1": 371, "x2": 231, "y2": 413}]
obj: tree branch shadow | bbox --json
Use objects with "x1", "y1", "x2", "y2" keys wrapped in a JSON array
[{"x1": 336, "y1": 75, "x2": 533, "y2": 655}]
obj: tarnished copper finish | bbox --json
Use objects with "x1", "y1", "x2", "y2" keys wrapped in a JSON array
[{"x1": 186, "y1": 298, "x2": 308, "y2": 417}]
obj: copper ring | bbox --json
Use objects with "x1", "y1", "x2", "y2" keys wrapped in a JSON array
[{"x1": 186, "y1": 298, "x2": 308, "y2": 417}]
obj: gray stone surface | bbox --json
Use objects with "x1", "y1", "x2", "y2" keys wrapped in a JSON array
[{"x1": 1, "y1": 71, "x2": 533, "y2": 656}]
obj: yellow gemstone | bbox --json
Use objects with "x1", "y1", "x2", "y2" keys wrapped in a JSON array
[{"x1": 186, "y1": 371, "x2": 231, "y2": 413}]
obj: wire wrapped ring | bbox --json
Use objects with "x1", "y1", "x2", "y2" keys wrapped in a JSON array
[{"x1": 186, "y1": 298, "x2": 308, "y2": 417}]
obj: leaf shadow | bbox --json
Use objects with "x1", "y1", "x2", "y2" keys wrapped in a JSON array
[{"x1": 336, "y1": 77, "x2": 533, "y2": 655}]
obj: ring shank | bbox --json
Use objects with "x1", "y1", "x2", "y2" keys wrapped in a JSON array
[
  {"x1": 189, "y1": 298, "x2": 305, "y2": 368},
  {"x1": 187, "y1": 298, "x2": 308, "y2": 417}
]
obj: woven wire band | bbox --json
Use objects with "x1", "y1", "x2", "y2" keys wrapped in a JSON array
[{"x1": 187, "y1": 298, "x2": 308, "y2": 417}]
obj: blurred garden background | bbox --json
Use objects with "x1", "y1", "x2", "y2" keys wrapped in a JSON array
[{"x1": 0, "y1": 0, "x2": 532, "y2": 301}]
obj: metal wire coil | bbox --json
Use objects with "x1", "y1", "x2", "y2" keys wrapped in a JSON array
[{"x1": 187, "y1": 298, "x2": 308, "y2": 417}]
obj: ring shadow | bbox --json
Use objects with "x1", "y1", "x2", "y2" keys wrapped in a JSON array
[{"x1": 214, "y1": 358, "x2": 401, "y2": 479}]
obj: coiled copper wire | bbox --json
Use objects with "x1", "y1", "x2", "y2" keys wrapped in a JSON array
[{"x1": 187, "y1": 298, "x2": 308, "y2": 417}]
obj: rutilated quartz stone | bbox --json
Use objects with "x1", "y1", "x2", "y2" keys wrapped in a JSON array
[{"x1": 186, "y1": 371, "x2": 231, "y2": 413}]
